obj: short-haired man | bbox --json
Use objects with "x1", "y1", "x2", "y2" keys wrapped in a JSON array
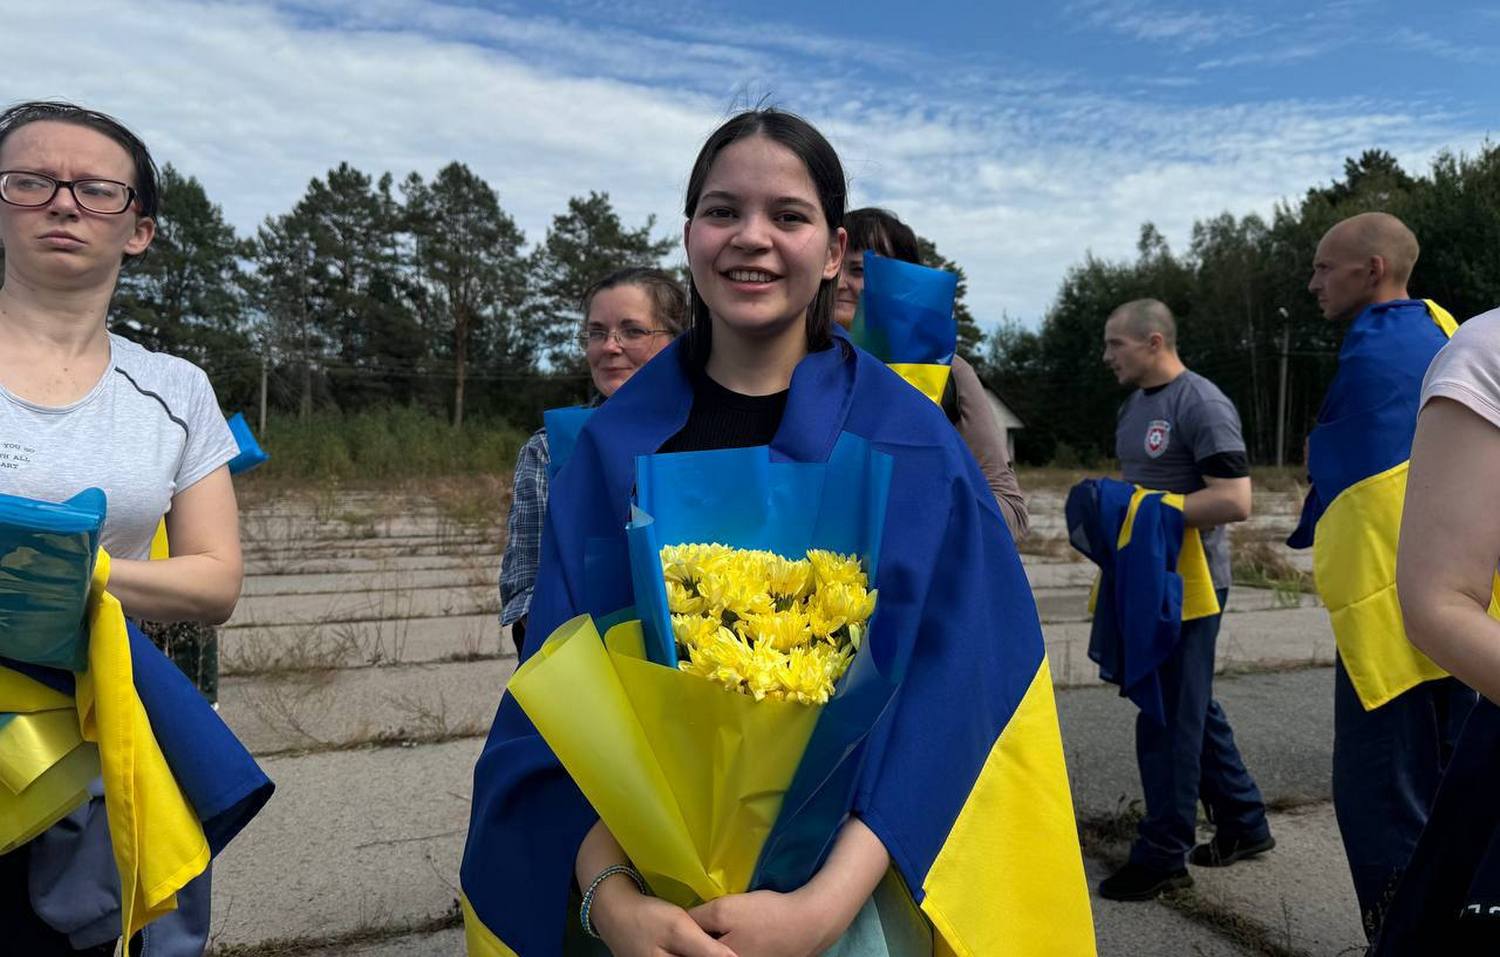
[
  {"x1": 1096, "y1": 299, "x2": 1273, "y2": 900},
  {"x1": 1295, "y1": 212, "x2": 1475, "y2": 941}
]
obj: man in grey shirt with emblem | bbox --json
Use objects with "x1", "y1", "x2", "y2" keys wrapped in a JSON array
[{"x1": 1097, "y1": 298, "x2": 1274, "y2": 901}]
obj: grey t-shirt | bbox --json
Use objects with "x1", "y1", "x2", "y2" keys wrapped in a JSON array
[
  {"x1": 0, "y1": 333, "x2": 237, "y2": 559},
  {"x1": 1115, "y1": 369, "x2": 1246, "y2": 590}
]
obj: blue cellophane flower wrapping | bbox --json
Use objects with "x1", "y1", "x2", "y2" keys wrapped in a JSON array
[
  {"x1": 0, "y1": 488, "x2": 106, "y2": 671},
  {"x1": 850, "y1": 251, "x2": 957, "y2": 365},
  {"x1": 225, "y1": 413, "x2": 269, "y2": 476},
  {"x1": 624, "y1": 432, "x2": 903, "y2": 892},
  {"x1": 542, "y1": 407, "x2": 596, "y2": 481}
]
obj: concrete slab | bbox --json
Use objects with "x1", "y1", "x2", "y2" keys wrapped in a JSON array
[
  {"x1": 1085, "y1": 856, "x2": 1254, "y2": 956},
  {"x1": 211, "y1": 737, "x2": 480, "y2": 947},
  {"x1": 1190, "y1": 803, "x2": 1366, "y2": 957},
  {"x1": 242, "y1": 565, "x2": 499, "y2": 597},
  {"x1": 218, "y1": 656, "x2": 513, "y2": 755},
  {"x1": 228, "y1": 583, "x2": 498, "y2": 629},
  {"x1": 1059, "y1": 666, "x2": 1335, "y2": 822},
  {"x1": 1046, "y1": 605, "x2": 1335, "y2": 688},
  {"x1": 242, "y1": 539, "x2": 502, "y2": 570},
  {"x1": 245, "y1": 553, "x2": 503, "y2": 579},
  {"x1": 220, "y1": 614, "x2": 509, "y2": 675}
]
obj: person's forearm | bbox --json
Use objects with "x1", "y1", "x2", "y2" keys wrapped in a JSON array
[
  {"x1": 795, "y1": 817, "x2": 890, "y2": 950},
  {"x1": 1404, "y1": 591, "x2": 1500, "y2": 702},
  {"x1": 1181, "y1": 485, "x2": 1250, "y2": 528},
  {"x1": 106, "y1": 554, "x2": 242, "y2": 624}
]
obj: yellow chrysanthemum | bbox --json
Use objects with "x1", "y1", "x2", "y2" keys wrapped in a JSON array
[
  {"x1": 765, "y1": 555, "x2": 813, "y2": 602},
  {"x1": 814, "y1": 583, "x2": 878, "y2": 630},
  {"x1": 808, "y1": 549, "x2": 867, "y2": 589},
  {"x1": 665, "y1": 580, "x2": 709, "y2": 616},
  {"x1": 734, "y1": 609, "x2": 812, "y2": 652},
  {"x1": 672, "y1": 613, "x2": 726, "y2": 653}
]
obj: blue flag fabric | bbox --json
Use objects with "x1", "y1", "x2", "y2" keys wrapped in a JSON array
[
  {"x1": 225, "y1": 413, "x2": 269, "y2": 476},
  {"x1": 1066, "y1": 478, "x2": 1187, "y2": 725},
  {"x1": 850, "y1": 252, "x2": 957, "y2": 366},
  {"x1": 461, "y1": 328, "x2": 1092, "y2": 955},
  {"x1": 541, "y1": 407, "x2": 595, "y2": 481}
]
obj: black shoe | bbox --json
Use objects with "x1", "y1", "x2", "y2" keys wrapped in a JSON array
[
  {"x1": 1189, "y1": 832, "x2": 1276, "y2": 868},
  {"x1": 1097, "y1": 861, "x2": 1193, "y2": 901}
]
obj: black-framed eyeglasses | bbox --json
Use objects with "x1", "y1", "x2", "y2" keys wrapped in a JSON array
[
  {"x1": 576, "y1": 327, "x2": 671, "y2": 349},
  {"x1": 0, "y1": 170, "x2": 137, "y2": 215}
]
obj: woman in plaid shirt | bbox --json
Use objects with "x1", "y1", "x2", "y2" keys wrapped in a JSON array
[{"x1": 500, "y1": 268, "x2": 687, "y2": 655}]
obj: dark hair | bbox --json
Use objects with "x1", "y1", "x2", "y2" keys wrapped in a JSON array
[
  {"x1": 0, "y1": 101, "x2": 160, "y2": 220},
  {"x1": 844, "y1": 207, "x2": 921, "y2": 265},
  {"x1": 580, "y1": 267, "x2": 688, "y2": 337},
  {"x1": 681, "y1": 109, "x2": 846, "y2": 363}
]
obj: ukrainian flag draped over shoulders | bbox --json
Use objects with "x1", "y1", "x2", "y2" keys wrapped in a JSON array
[
  {"x1": 461, "y1": 329, "x2": 1093, "y2": 955},
  {"x1": 1288, "y1": 299, "x2": 1457, "y2": 710}
]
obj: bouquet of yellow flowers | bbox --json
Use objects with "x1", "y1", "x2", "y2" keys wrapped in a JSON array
[
  {"x1": 507, "y1": 433, "x2": 898, "y2": 906},
  {"x1": 665, "y1": 544, "x2": 875, "y2": 705}
]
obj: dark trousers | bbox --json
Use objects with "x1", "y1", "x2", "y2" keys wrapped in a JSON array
[
  {"x1": 1373, "y1": 698, "x2": 1500, "y2": 956},
  {"x1": 1333, "y1": 655, "x2": 1475, "y2": 941},
  {"x1": 1130, "y1": 590, "x2": 1269, "y2": 871},
  {"x1": 0, "y1": 839, "x2": 115, "y2": 956}
]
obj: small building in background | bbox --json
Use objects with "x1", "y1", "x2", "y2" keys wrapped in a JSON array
[{"x1": 984, "y1": 389, "x2": 1025, "y2": 462}]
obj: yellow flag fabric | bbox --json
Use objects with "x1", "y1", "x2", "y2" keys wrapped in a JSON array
[
  {"x1": 919, "y1": 658, "x2": 1095, "y2": 955},
  {"x1": 73, "y1": 550, "x2": 210, "y2": 938},
  {"x1": 887, "y1": 363, "x2": 952, "y2": 406},
  {"x1": 0, "y1": 669, "x2": 100, "y2": 853},
  {"x1": 1088, "y1": 486, "x2": 1221, "y2": 623},
  {"x1": 506, "y1": 616, "x2": 820, "y2": 908}
]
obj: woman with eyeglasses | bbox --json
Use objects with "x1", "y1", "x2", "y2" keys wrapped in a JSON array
[
  {"x1": 0, "y1": 101, "x2": 245, "y2": 954},
  {"x1": 499, "y1": 267, "x2": 687, "y2": 655}
]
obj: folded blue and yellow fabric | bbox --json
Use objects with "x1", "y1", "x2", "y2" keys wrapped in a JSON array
[
  {"x1": 850, "y1": 252, "x2": 958, "y2": 405},
  {"x1": 0, "y1": 492, "x2": 272, "y2": 940},
  {"x1": 1067, "y1": 477, "x2": 1219, "y2": 724}
]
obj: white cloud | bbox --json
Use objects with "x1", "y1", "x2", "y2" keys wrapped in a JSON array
[{"x1": 2, "y1": 0, "x2": 1489, "y2": 330}]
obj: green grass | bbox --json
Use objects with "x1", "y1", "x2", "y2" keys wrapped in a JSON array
[{"x1": 238, "y1": 407, "x2": 528, "y2": 483}]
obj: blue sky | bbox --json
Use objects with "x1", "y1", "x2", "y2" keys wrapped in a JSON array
[{"x1": 5, "y1": 1, "x2": 1497, "y2": 327}]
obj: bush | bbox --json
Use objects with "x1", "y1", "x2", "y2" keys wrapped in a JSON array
[{"x1": 249, "y1": 407, "x2": 528, "y2": 482}]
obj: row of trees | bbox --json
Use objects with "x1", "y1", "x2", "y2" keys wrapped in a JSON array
[
  {"x1": 106, "y1": 164, "x2": 674, "y2": 428},
  {"x1": 7, "y1": 143, "x2": 1494, "y2": 462},
  {"x1": 39, "y1": 161, "x2": 982, "y2": 431},
  {"x1": 980, "y1": 144, "x2": 1500, "y2": 465}
]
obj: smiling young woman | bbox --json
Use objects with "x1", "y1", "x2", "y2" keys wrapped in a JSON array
[{"x1": 462, "y1": 108, "x2": 1093, "y2": 957}]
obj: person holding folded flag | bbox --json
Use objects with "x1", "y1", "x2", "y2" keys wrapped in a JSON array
[
  {"x1": 0, "y1": 100, "x2": 270, "y2": 956},
  {"x1": 1291, "y1": 211, "x2": 1476, "y2": 943},
  {"x1": 1094, "y1": 298, "x2": 1272, "y2": 902}
]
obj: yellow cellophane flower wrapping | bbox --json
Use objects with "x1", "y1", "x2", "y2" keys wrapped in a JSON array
[
  {"x1": 507, "y1": 616, "x2": 821, "y2": 908},
  {"x1": 74, "y1": 550, "x2": 210, "y2": 938},
  {"x1": 0, "y1": 669, "x2": 101, "y2": 854}
]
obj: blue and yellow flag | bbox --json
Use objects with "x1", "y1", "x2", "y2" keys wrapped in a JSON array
[
  {"x1": 1, "y1": 492, "x2": 272, "y2": 939},
  {"x1": 1067, "y1": 478, "x2": 1219, "y2": 724},
  {"x1": 461, "y1": 329, "x2": 1093, "y2": 955},
  {"x1": 851, "y1": 252, "x2": 958, "y2": 405},
  {"x1": 1288, "y1": 299, "x2": 1457, "y2": 710}
]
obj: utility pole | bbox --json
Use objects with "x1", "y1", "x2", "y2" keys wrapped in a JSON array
[
  {"x1": 1275, "y1": 308, "x2": 1290, "y2": 467},
  {"x1": 258, "y1": 349, "x2": 269, "y2": 437}
]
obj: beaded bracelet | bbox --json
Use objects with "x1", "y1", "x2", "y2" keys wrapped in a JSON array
[{"x1": 580, "y1": 863, "x2": 648, "y2": 939}]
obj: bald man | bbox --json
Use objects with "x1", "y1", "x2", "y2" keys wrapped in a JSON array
[
  {"x1": 1295, "y1": 212, "x2": 1476, "y2": 941},
  {"x1": 1096, "y1": 299, "x2": 1272, "y2": 901}
]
